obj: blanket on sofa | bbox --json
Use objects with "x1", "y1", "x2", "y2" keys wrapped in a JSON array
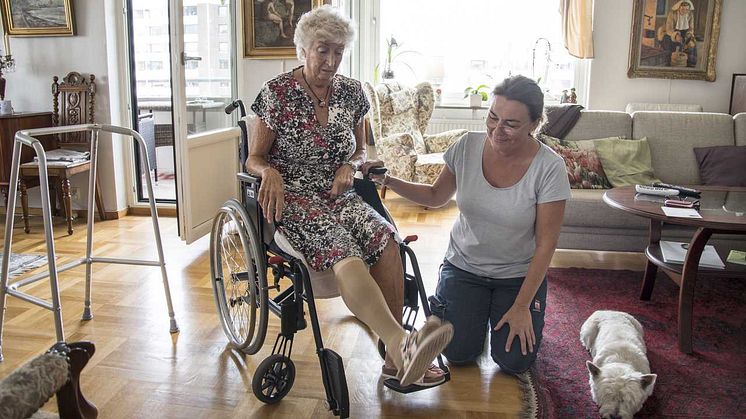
[{"x1": 541, "y1": 104, "x2": 584, "y2": 139}]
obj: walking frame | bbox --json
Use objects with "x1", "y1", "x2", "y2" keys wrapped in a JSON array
[{"x1": 0, "y1": 123, "x2": 179, "y2": 362}]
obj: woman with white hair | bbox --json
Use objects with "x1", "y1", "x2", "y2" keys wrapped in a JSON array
[{"x1": 247, "y1": 5, "x2": 452, "y2": 387}]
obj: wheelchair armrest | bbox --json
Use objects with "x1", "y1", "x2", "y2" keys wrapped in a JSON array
[{"x1": 237, "y1": 172, "x2": 261, "y2": 185}]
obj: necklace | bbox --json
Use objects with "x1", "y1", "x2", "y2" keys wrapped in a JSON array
[{"x1": 301, "y1": 68, "x2": 330, "y2": 107}]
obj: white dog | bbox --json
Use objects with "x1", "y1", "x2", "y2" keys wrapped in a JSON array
[{"x1": 580, "y1": 310, "x2": 657, "y2": 419}]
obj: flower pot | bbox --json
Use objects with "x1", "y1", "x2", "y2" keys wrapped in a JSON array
[{"x1": 469, "y1": 93, "x2": 482, "y2": 108}]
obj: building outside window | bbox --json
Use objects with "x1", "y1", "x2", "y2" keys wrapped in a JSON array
[{"x1": 377, "y1": 0, "x2": 577, "y2": 105}]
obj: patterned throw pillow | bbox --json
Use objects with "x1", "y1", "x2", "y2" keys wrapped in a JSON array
[{"x1": 539, "y1": 134, "x2": 612, "y2": 189}]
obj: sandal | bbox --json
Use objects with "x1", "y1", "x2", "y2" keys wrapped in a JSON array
[
  {"x1": 381, "y1": 364, "x2": 446, "y2": 387},
  {"x1": 398, "y1": 316, "x2": 454, "y2": 387}
]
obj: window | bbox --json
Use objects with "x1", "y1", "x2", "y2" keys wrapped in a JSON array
[
  {"x1": 184, "y1": 24, "x2": 198, "y2": 34},
  {"x1": 184, "y1": 6, "x2": 197, "y2": 16},
  {"x1": 149, "y1": 25, "x2": 164, "y2": 36},
  {"x1": 185, "y1": 42, "x2": 198, "y2": 52},
  {"x1": 219, "y1": 24, "x2": 228, "y2": 34},
  {"x1": 219, "y1": 59, "x2": 229, "y2": 69},
  {"x1": 218, "y1": 6, "x2": 228, "y2": 17},
  {"x1": 147, "y1": 61, "x2": 164, "y2": 70},
  {"x1": 376, "y1": 0, "x2": 577, "y2": 105},
  {"x1": 186, "y1": 60, "x2": 199, "y2": 70},
  {"x1": 219, "y1": 42, "x2": 229, "y2": 53}
]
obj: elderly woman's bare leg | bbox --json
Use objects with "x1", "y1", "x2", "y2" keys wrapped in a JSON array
[
  {"x1": 369, "y1": 239, "x2": 404, "y2": 322},
  {"x1": 333, "y1": 257, "x2": 407, "y2": 369}
]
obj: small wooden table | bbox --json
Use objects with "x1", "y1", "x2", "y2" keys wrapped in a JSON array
[{"x1": 603, "y1": 186, "x2": 746, "y2": 353}]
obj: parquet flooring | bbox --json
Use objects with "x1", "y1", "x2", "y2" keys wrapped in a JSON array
[{"x1": 0, "y1": 194, "x2": 644, "y2": 418}]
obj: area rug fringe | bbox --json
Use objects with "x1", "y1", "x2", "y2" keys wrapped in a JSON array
[
  {"x1": 0, "y1": 253, "x2": 49, "y2": 278},
  {"x1": 517, "y1": 369, "x2": 540, "y2": 419}
]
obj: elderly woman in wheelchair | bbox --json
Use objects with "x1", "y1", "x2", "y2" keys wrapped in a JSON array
[{"x1": 210, "y1": 6, "x2": 452, "y2": 416}]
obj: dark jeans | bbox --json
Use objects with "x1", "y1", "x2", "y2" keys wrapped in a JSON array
[{"x1": 428, "y1": 260, "x2": 547, "y2": 374}]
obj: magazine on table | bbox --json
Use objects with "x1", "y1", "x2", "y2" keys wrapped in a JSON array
[{"x1": 659, "y1": 241, "x2": 725, "y2": 269}]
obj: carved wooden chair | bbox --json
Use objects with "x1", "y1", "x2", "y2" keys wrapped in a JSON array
[
  {"x1": 19, "y1": 72, "x2": 107, "y2": 235},
  {"x1": 0, "y1": 341, "x2": 97, "y2": 419}
]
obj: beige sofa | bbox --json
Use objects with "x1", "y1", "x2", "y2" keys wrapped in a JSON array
[{"x1": 557, "y1": 110, "x2": 746, "y2": 252}]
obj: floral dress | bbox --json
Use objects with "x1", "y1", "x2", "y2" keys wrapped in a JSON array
[{"x1": 251, "y1": 68, "x2": 396, "y2": 272}]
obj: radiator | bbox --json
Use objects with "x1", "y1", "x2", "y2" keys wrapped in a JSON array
[{"x1": 426, "y1": 118, "x2": 485, "y2": 134}]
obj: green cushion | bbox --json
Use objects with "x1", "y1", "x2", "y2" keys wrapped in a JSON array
[{"x1": 592, "y1": 137, "x2": 661, "y2": 187}]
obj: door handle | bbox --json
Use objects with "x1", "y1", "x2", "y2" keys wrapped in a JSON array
[{"x1": 181, "y1": 52, "x2": 202, "y2": 65}]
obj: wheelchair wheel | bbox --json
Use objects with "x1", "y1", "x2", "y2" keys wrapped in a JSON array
[
  {"x1": 252, "y1": 354, "x2": 295, "y2": 404},
  {"x1": 210, "y1": 199, "x2": 268, "y2": 355}
]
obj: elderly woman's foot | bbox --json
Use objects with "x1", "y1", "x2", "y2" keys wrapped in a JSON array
[
  {"x1": 397, "y1": 316, "x2": 453, "y2": 386},
  {"x1": 382, "y1": 363, "x2": 446, "y2": 387}
]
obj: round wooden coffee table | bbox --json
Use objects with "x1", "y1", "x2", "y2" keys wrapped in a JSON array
[{"x1": 603, "y1": 185, "x2": 746, "y2": 353}]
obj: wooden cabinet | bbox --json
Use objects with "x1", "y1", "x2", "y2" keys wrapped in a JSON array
[{"x1": 0, "y1": 112, "x2": 55, "y2": 202}]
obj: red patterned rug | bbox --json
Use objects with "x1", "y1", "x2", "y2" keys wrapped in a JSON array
[{"x1": 530, "y1": 267, "x2": 746, "y2": 418}]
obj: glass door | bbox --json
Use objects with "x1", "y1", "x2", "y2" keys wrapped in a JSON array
[
  {"x1": 128, "y1": 0, "x2": 177, "y2": 202},
  {"x1": 170, "y1": 0, "x2": 241, "y2": 243}
]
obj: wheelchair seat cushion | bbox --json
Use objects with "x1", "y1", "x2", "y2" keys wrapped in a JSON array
[{"x1": 274, "y1": 232, "x2": 340, "y2": 299}]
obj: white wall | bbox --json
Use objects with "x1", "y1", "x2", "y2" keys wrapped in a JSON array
[
  {"x1": 588, "y1": 0, "x2": 746, "y2": 112},
  {"x1": 4, "y1": 0, "x2": 128, "y2": 212}
]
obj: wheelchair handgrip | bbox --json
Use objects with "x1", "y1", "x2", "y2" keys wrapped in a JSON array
[
  {"x1": 363, "y1": 166, "x2": 387, "y2": 180},
  {"x1": 237, "y1": 172, "x2": 261, "y2": 185},
  {"x1": 224, "y1": 101, "x2": 239, "y2": 115}
]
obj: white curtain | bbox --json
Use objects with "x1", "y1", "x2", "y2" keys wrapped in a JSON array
[{"x1": 560, "y1": 0, "x2": 594, "y2": 59}]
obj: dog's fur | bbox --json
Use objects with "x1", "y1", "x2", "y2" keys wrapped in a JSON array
[{"x1": 580, "y1": 310, "x2": 657, "y2": 419}]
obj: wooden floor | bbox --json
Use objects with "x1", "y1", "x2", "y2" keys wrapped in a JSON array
[{"x1": 0, "y1": 194, "x2": 646, "y2": 418}]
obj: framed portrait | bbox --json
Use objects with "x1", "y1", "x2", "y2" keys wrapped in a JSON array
[
  {"x1": 729, "y1": 74, "x2": 746, "y2": 115},
  {"x1": 0, "y1": 0, "x2": 75, "y2": 37},
  {"x1": 243, "y1": 0, "x2": 324, "y2": 59},
  {"x1": 628, "y1": 0, "x2": 721, "y2": 82}
]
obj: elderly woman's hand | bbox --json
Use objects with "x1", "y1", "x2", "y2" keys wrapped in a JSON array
[
  {"x1": 494, "y1": 303, "x2": 536, "y2": 356},
  {"x1": 360, "y1": 160, "x2": 386, "y2": 184},
  {"x1": 258, "y1": 167, "x2": 285, "y2": 223},
  {"x1": 330, "y1": 163, "x2": 356, "y2": 197}
]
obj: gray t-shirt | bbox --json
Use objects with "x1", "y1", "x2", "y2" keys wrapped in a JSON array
[{"x1": 443, "y1": 132, "x2": 571, "y2": 279}]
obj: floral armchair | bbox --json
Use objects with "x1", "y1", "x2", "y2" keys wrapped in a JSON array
[{"x1": 363, "y1": 82, "x2": 467, "y2": 189}]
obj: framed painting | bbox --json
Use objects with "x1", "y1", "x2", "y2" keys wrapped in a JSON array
[
  {"x1": 243, "y1": 0, "x2": 324, "y2": 59},
  {"x1": 729, "y1": 74, "x2": 746, "y2": 115},
  {"x1": 1, "y1": 0, "x2": 75, "y2": 37},
  {"x1": 628, "y1": 0, "x2": 721, "y2": 81}
]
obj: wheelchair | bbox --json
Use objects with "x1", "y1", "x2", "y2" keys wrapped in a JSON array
[{"x1": 209, "y1": 100, "x2": 450, "y2": 418}]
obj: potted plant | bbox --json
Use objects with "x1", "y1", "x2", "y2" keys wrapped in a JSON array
[
  {"x1": 464, "y1": 84, "x2": 489, "y2": 107},
  {"x1": 373, "y1": 36, "x2": 419, "y2": 83}
]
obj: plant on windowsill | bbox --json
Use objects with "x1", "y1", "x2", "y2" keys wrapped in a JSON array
[
  {"x1": 373, "y1": 36, "x2": 418, "y2": 83},
  {"x1": 464, "y1": 84, "x2": 489, "y2": 107}
]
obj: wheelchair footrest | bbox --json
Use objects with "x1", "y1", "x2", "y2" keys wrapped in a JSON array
[
  {"x1": 382, "y1": 370, "x2": 451, "y2": 394},
  {"x1": 320, "y1": 349, "x2": 350, "y2": 418}
]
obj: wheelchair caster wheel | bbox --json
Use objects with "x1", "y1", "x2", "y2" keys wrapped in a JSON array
[{"x1": 252, "y1": 354, "x2": 295, "y2": 404}]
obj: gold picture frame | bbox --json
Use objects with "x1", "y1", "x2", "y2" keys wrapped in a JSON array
[
  {"x1": 243, "y1": 0, "x2": 324, "y2": 59},
  {"x1": 628, "y1": 0, "x2": 721, "y2": 82},
  {"x1": 1, "y1": 0, "x2": 75, "y2": 37}
]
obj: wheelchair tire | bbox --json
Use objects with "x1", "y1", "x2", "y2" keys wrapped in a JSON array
[
  {"x1": 252, "y1": 354, "x2": 295, "y2": 404},
  {"x1": 210, "y1": 199, "x2": 268, "y2": 355}
]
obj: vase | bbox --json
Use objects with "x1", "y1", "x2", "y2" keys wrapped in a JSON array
[
  {"x1": 469, "y1": 93, "x2": 482, "y2": 108},
  {"x1": 382, "y1": 63, "x2": 395, "y2": 80}
]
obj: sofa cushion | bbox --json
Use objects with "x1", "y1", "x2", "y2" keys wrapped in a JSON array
[
  {"x1": 693, "y1": 146, "x2": 746, "y2": 186},
  {"x1": 563, "y1": 189, "x2": 648, "y2": 229},
  {"x1": 564, "y1": 111, "x2": 632, "y2": 141},
  {"x1": 735, "y1": 113, "x2": 746, "y2": 146},
  {"x1": 593, "y1": 137, "x2": 661, "y2": 187},
  {"x1": 540, "y1": 134, "x2": 612, "y2": 189},
  {"x1": 632, "y1": 112, "x2": 735, "y2": 185}
]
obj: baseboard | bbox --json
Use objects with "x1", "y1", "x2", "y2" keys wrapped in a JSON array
[
  {"x1": 127, "y1": 206, "x2": 177, "y2": 217},
  {"x1": 1, "y1": 206, "x2": 174, "y2": 219}
]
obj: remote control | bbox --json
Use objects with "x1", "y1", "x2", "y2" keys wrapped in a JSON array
[
  {"x1": 635, "y1": 184, "x2": 679, "y2": 196},
  {"x1": 653, "y1": 182, "x2": 701, "y2": 197}
]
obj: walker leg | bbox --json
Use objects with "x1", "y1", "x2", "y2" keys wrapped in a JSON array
[{"x1": 1, "y1": 142, "x2": 23, "y2": 362}]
